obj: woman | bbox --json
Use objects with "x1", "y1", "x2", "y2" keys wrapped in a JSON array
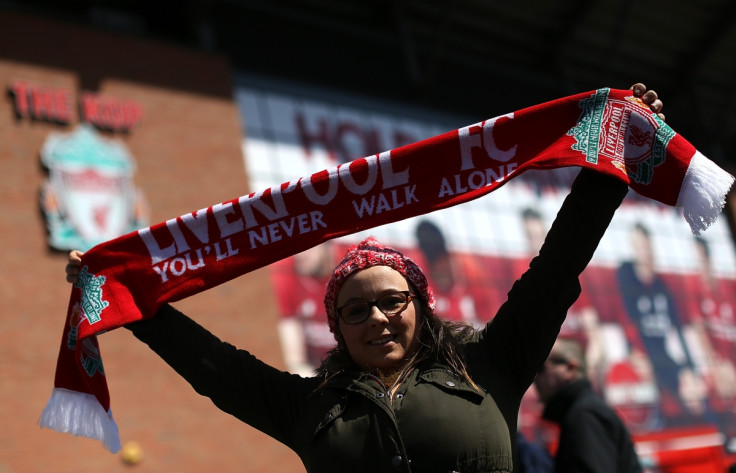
[{"x1": 66, "y1": 85, "x2": 663, "y2": 473}]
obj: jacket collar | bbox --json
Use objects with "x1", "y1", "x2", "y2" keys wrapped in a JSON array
[
  {"x1": 323, "y1": 358, "x2": 456, "y2": 391},
  {"x1": 542, "y1": 378, "x2": 592, "y2": 423}
]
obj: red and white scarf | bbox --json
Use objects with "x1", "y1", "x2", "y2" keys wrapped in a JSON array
[{"x1": 39, "y1": 88, "x2": 734, "y2": 452}]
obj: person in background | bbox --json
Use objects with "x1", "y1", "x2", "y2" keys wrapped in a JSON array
[
  {"x1": 534, "y1": 338, "x2": 642, "y2": 473},
  {"x1": 616, "y1": 222, "x2": 708, "y2": 427},
  {"x1": 414, "y1": 219, "x2": 492, "y2": 327},
  {"x1": 516, "y1": 430, "x2": 554, "y2": 473},
  {"x1": 274, "y1": 242, "x2": 337, "y2": 376},
  {"x1": 685, "y1": 236, "x2": 736, "y2": 449}
]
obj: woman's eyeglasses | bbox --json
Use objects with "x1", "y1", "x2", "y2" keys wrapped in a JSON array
[{"x1": 336, "y1": 291, "x2": 414, "y2": 325}]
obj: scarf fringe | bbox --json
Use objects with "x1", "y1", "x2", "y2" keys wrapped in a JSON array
[
  {"x1": 677, "y1": 151, "x2": 735, "y2": 235},
  {"x1": 38, "y1": 387, "x2": 122, "y2": 453}
]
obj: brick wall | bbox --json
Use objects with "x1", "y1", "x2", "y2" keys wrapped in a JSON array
[{"x1": 0, "y1": 10, "x2": 303, "y2": 473}]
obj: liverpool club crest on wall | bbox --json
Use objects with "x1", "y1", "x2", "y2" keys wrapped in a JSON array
[{"x1": 39, "y1": 125, "x2": 149, "y2": 251}]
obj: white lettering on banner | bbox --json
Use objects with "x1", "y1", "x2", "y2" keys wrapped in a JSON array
[
  {"x1": 151, "y1": 247, "x2": 203, "y2": 283},
  {"x1": 139, "y1": 226, "x2": 176, "y2": 264},
  {"x1": 437, "y1": 163, "x2": 518, "y2": 197},
  {"x1": 248, "y1": 210, "x2": 327, "y2": 249},
  {"x1": 338, "y1": 156, "x2": 378, "y2": 195},
  {"x1": 180, "y1": 208, "x2": 211, "y2": 243},
  {"x1": 281, "y1": 179, "x2": 300, "y2": 194},
  {"x1": 238, "y1": 187, "x2": 289, "y2": 229},
  {"x1": 214, "y1": 239, "x2": 239, "y2": 261},
  {"x1": 378, "y1": 151, "x2": 409, "y2": 188},
  {"x1": 458, "y1": 113, "x2": 517, "y2": 171},
  {"x1": 167, "y1": 217, "x2": 191, "y2": 254},
  {"x1": 139, "y1": 150, "x2": 412, "y2": 267},
  {"x1": 150, "y1": 240, "x2": 239, "y2": 283},
  {"x1": 140, "y1": 186, "x2": 292, "y2": 265},
  {"x1": 352, "y1": 185, "x2": 418, "y2": 217},
  {"x1": 302, "y1": 167, "x2": 339, "y2": 205},
  {"x1": 212, "y1": 202, "x2": 244, "y2": 238},
  {"x1": 603, "y1": 106, "x2": 628, "y2": 157},
  {"x1": 138, "y1": 213, "x2": 211, "y2": 265},
  {"x1": 302, "y1": 150, "x2": 409, "y2": 205}
]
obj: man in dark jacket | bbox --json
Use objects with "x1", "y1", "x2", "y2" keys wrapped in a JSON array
[{"x1": 534, "y1": 338, "x2": 643, "y2": 473}]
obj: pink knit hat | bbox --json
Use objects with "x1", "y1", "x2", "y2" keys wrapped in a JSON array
[{"x1": 324, "y1": 237, "x2": 435, "y2": 332}]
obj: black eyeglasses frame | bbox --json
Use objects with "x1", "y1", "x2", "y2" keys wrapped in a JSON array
[{"x1": 336, "y1": 291, "x2": 414, "y2": 325}]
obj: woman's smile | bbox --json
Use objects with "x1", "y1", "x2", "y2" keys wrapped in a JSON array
[{"x1": 368, "y1": 334, "x2": 398, "y2": 345}]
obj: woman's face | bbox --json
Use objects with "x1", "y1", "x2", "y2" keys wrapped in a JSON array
[{"x1": 336, "y1": 266, "x2": 421, "y2": 373}]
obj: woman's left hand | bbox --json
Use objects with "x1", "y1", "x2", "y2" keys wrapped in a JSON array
[{"x1": 630, "y1": 83, "x2": 665, "y2": 121}]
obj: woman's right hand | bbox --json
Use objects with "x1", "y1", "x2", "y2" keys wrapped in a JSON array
[{"x1": 65, "y1": 250, "x2": 84, "y2": 284}]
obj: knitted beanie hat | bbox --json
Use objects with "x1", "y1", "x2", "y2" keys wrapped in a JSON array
[{"x1": 324, "y1": 237, "x2": 435, "y2": 333}]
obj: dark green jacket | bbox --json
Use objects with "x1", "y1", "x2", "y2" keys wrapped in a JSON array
[{"x1": 130, "y1": 170, "x2": 627, "y2": 473}]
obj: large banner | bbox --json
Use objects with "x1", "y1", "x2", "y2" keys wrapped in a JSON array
[{"x1": 234, "y1": 75, "x2": 736, "y2": 451}]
